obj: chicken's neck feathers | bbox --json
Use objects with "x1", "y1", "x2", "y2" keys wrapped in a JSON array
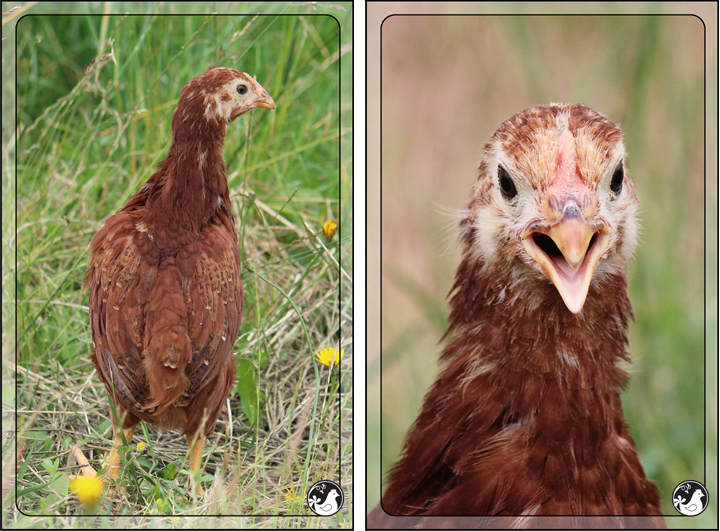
[
  {"x1": 444, "y1": 253, "x2": 633, "y2": 391},
  {"x1": 385, "y1": 257, "x2": 637, "y2": 512},
  {"x1": 137, "y1": 120, "x2": 235, "y2": 250}
]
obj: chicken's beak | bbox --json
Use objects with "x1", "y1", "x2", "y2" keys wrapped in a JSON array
[
  {"x1": 252, "y1": 92, "x2": 276, "y2": 110},
  {"x1": 521, "y1": 214, "x2": 610, "y2": 314},
  {"x1": 249, "y1": 79, "x2": 276, "y2": 111}
]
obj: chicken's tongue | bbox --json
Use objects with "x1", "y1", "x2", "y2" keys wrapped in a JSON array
[
  {"x1": 551, "y1": 256, "x2": 583, "y2": 281},
  {"x1": 549, "y1": 253, "x2": 586, "y2": 284}
]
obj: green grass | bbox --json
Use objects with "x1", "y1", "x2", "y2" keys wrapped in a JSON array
[
  {"x1": 4, "y1": 2, "x2": 352, "y2": 526},
  {"x1": 371, "y1": 8, "x2": 716, "y2": 529}
]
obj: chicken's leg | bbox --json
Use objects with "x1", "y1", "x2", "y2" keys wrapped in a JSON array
[
  {"x1": 72, "y1": 424, "x2": 136, "y2": 497},
  {"x1": 187, "y1": 432, "x2": 207, "y2": 496},
  {"x1": 103, "y1": 425, "x2": 137, "y2": 482}
]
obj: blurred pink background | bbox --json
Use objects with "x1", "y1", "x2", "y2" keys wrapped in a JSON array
[{"x1": 367, "y1": 3, "x2": 716, "y2": 524}]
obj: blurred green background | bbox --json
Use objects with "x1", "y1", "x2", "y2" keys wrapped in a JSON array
[{"x1": 368, "y1": 6, "x2": 716, "y2": 529}]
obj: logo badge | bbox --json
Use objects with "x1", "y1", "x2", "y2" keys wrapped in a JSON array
[
  {"x1": 307, "y1": 480, "x2": 344, "y2": 516},
  {"x1": 672, "y1": 480, "x2": 708, "y2": 516}
]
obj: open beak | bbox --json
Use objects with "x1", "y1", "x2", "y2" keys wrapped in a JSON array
[{"x1": 521, "y1": 215, "x2": 610, "y2": 314}]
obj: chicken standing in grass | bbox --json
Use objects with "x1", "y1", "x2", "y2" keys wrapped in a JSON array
[
  {"x1": 83, "y1": 68, "x2": 275, "y2": 496},
  {"x1": 370, "y1": 104, "x2": 665, "y2": 528}
]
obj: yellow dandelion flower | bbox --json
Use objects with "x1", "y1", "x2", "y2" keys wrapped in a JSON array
[
  {"x1": 315, "y1": 346, "x2": 345, "y2": 368},
  {"x1": 71, "y1": 475, "x2": 103, "y2": 507},
  {"x1": 286, "y1": 487, "x2": 302, "y2": 501},
  {"x1": 322, "y1": 219, "x2": 338, "y2": 241}
]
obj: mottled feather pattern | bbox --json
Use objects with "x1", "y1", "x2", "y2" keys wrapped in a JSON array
[
  {"x1": 371, "y1": 104, "x2": 664, "y2": 529},
  {"x1": 84, "y1": 68, "x2": 274, "y2": 494},
  {"x1": 112, "y1": 246, "x2": 141, "y2": 309}
]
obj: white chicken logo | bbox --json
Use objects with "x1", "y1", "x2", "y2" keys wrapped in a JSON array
[
  {"x1": 673, "y1": 480, "x2": 708, "y2": 516},
  {"x1": 307, "y1": 480, "x2": 344, "y2": 517}
]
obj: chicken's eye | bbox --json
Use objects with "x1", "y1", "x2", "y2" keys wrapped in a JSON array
[
  {"x1": 498, "y1": 167, "x2": 518, "y2": 201},
  {"x1": 236, "y1": 84, "x2": 248, "y2": 95},
  {"x1": 610, "y1": 163, "x2": 624, "y2": 195}
]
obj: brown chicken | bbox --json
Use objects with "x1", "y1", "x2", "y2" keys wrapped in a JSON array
[
  {"x1": 83, "y1": 68, "x2": 275, "y2": 495},
  {"x1": 370, "y1": 104, "x2": 665, "y2": 528}
]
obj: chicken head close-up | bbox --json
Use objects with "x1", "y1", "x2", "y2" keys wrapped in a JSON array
[{"x1": 371, "y1": 104, "x2": 666, "y2": 529}]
